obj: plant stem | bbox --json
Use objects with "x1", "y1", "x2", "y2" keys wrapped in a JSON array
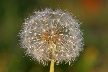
[
  {"x1": 49, "y1": 42, "x2": 56, "y2": 72},
  {"x1": 50, "y1": 59, "x2": 54, "y2": 72}
]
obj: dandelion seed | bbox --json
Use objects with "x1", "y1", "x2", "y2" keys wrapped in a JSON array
[{"x1": 19, "y1": 8, "x2": 83, "y2": 72}]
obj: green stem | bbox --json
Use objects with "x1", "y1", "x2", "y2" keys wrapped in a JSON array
[
  {"x1": 49, "y1": 42, "x2": 56, "y2": 72},
  {"x1": 50, "y1": 59, "x2": 54, "y2": 72}
]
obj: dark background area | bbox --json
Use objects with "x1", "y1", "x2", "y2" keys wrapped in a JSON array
[{"x1": 0, "y1": 0, "x2": 108, "y2": 72}]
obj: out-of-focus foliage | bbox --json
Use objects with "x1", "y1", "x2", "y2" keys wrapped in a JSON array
[{"x1": 0, "y1": 0, "x2": 108, "y2": 72}]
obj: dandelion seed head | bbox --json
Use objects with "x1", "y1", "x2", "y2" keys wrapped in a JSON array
[{"x1": 19, "y1": 8, "x2": 83, "y2": 65}]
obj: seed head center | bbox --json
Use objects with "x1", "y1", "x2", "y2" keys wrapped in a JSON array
[{"x1": 41, "y1": 28, "x2": 62, "y2": 44}]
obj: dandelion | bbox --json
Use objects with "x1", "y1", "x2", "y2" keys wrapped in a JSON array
[{"x1": 19, "y1": 8, "x2": 83, "y2": 72}]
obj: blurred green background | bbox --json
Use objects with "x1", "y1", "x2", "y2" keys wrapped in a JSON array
[{"x1": 0, "y1": 0, "x2": 108, "y2": 72}]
